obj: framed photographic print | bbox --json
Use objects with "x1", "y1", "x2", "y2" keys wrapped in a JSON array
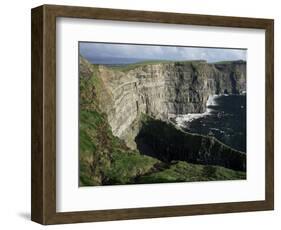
[{"x1": 31, "y1": 4, "x2": 274, "y2": 225}]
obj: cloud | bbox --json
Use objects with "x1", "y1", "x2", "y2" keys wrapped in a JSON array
[{"x1": 79, "y1": 42, "x2": 246, "y2": 64}]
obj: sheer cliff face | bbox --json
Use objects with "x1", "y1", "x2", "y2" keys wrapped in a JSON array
[{"x1": 90, "y1": 60, "x2": 246, "y2": 148}]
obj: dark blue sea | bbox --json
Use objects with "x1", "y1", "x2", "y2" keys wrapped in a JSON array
[{"x1": 175, "y1": 95, "x2": 246, "y2": 153}]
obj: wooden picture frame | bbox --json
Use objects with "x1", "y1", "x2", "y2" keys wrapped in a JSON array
[{"x1": 31, "y1": 4, "x2": 274, "y2": 225}]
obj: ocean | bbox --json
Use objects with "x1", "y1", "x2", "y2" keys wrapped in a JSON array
[{"x1": 174, "y1": 94, "x2": 246, "y2": 153}]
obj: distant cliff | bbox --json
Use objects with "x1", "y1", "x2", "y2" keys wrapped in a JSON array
[{"x1": 83, "y1": 58, "x2": 246, "y2": 149}]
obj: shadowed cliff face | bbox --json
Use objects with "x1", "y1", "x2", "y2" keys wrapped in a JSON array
[
  {"x1": 91, "y1": 59, "x2": 246, "y2": 148},
  {"x1": 135, "y1": 116, "x2": 246, "y2": 172}
]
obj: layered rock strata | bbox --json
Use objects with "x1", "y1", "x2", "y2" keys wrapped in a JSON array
[{"x1": 91, "y1": 59, "x2": 246, "y2": 148}]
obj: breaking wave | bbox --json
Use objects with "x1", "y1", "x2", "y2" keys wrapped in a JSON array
[{"x1": 172, "y1": 94, "x2": 219, "y2": 127}]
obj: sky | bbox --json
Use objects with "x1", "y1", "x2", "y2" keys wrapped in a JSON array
[{"x1": 79, "y1": 42, "x2": 247, "y2": 65}]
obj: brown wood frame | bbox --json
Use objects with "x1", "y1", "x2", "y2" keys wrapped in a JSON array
[{"x1": 31, "y1": 4, "x2": 274, "y2": 225}]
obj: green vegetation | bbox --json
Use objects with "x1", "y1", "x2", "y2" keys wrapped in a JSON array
[
  {"x1": 137, "y1": 161, "x2": 245, "y2": 184},
  {"x1": 79, "y1": 100, "x2": 160, "y2": 186}
]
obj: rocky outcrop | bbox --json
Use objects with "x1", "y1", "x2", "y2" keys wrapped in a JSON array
[{"x1": 90, "y1": 59, "x2": 246, "y2": 148}]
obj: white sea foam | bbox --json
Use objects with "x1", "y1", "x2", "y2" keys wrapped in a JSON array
[
  {"x1": 172, "y1": 94, "x2": 220, "y2": 128},
  {"x1": 206, "y1": 94, "x2": 220, "y2": 106},
  {"x1": 174, "y1": 112, "x2": 209, "y2": 128}
]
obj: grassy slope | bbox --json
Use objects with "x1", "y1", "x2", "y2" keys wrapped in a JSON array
[
  {"x1": 79, "y1": 57, "x2": 158, "y2": 186},
  {"x1": 79, "y1": 56, "x2": 246, "y2": 186},
  {"x1": 79, "y1": 109, "x2": 159, "y2": 186},
  {"x1": 137, "y1": 161, "x2": 245, "y2": 184}
]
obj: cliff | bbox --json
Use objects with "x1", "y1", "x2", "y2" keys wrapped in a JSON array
[
  {"x1": 89, "y1": 59, "x2": 246, "y2": 149},
  {"x1": 79, "y1": 57, "x2": 246, "y2": 185}
]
